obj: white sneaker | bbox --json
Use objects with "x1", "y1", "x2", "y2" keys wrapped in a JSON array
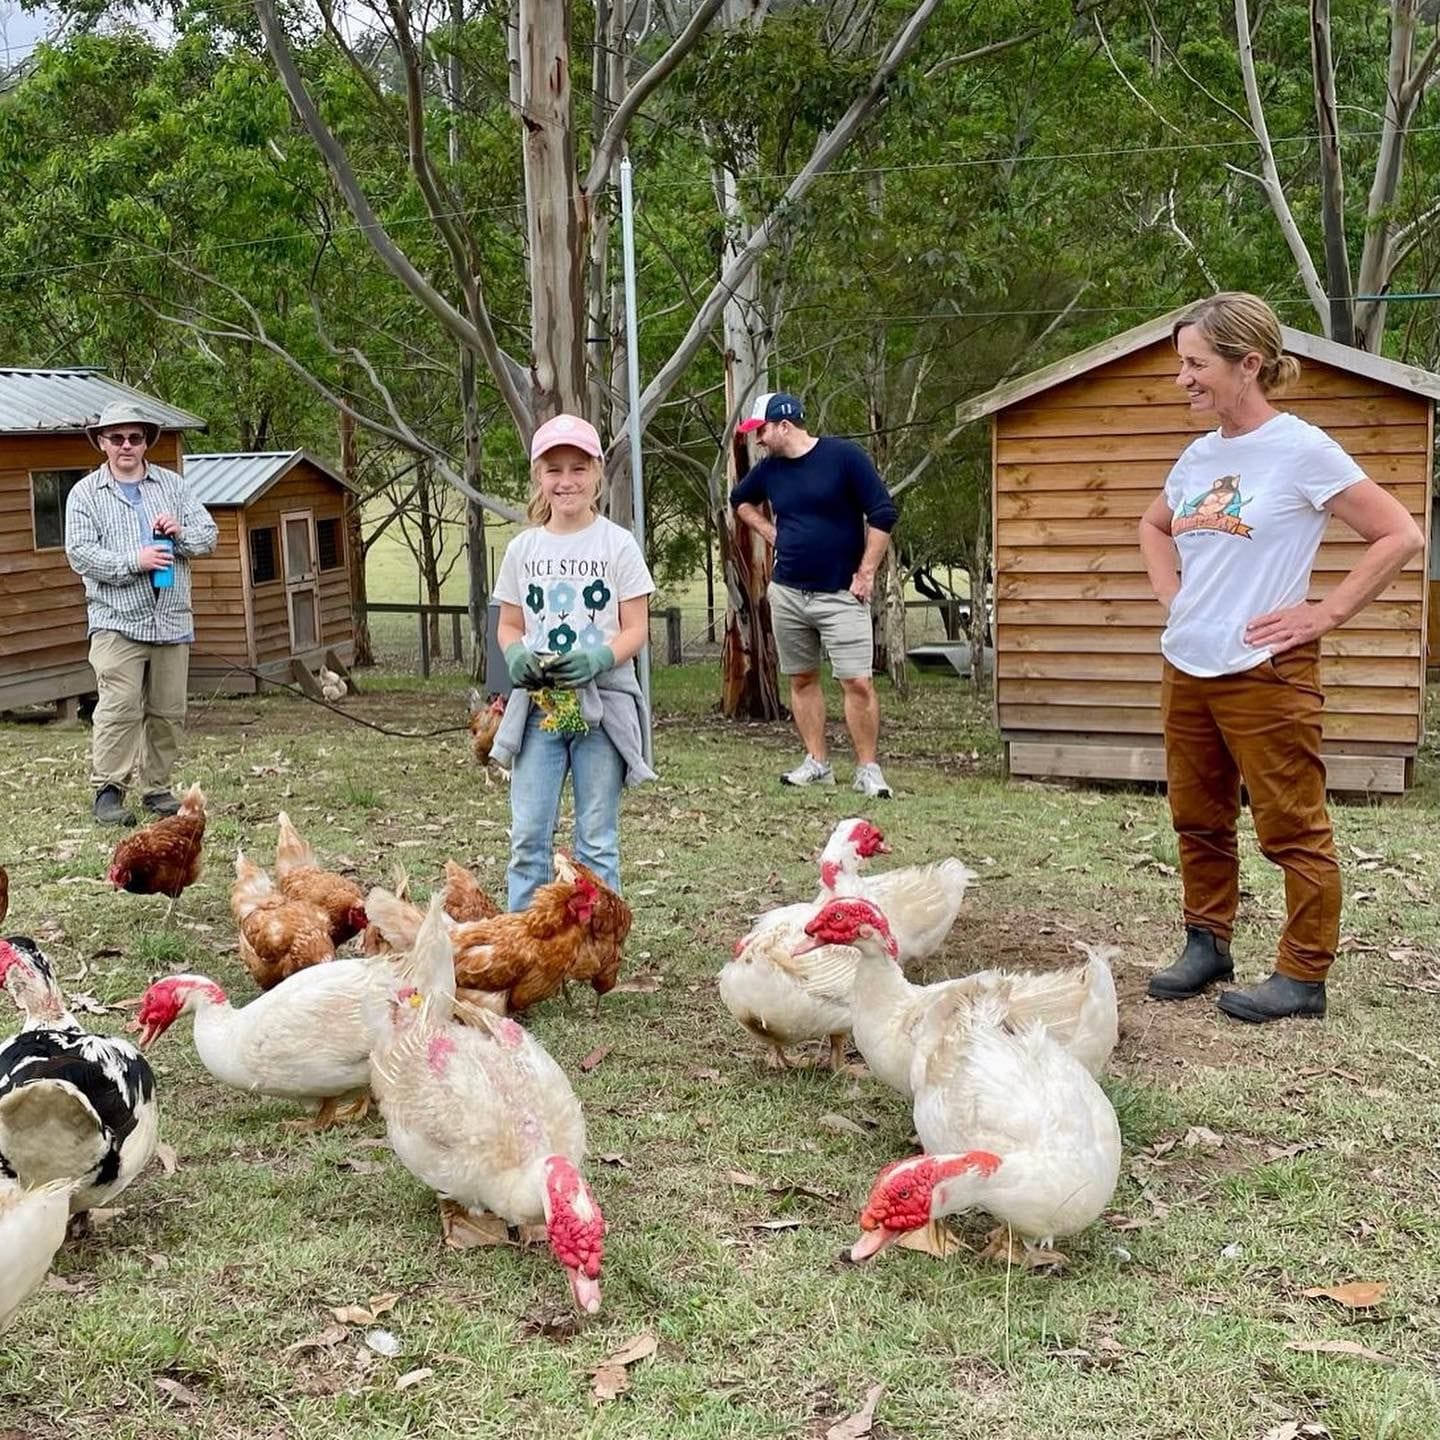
[
  {"x1": 780, "y1": 755, "x2": 835, "y2": 787},
  {"x1": 852, "y1": 763, "x2": 893, "y2": 799}
]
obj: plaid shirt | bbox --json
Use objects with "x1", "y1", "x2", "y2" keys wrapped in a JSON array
[{"x1": 64, "y1": 463, "x2": 219, "y2": 645}]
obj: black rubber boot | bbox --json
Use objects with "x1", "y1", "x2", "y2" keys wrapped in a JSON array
[
  {"x1": 93, "y1": 785, "x2": 136, "y2": 826},
  {"x1": 1147, "y1": 926, "x2": 1234, "y2": 1000},
  {"x1": 1217, "y1": 972, "x2": 1326, "y2": 1023},
  {"x1": 141, "y1": 790, "x2": 181, "y2": 816}
]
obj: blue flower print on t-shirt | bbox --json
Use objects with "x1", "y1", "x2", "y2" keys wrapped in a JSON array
[
  {"x1": 549, "y1": 581, "x2": 577, "y2": 613},
  {"x1": 548, "y1": 623, "x2": 577, "y2": 655},
  {"x1": 526, "y1": 583, "x2": 545, "y2": 614},
  {"x1": 582, "y1": 578, "x2": 611, "y2": 612},
  {"x1": 577, "y1": 622, "x2": 606, "y2": 651}
]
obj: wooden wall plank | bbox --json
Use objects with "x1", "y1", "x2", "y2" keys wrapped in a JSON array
[
  {"x1": 998, "y1": 676, "x2": 1420, "y2": 715},
  {"x1": 996, "y1": 623, "x2": 1422, "y2": 658},
  {"x1": 1034, "y1": 370, "x2": 1402, "y2": 409},
  {"x1": 997, "y1": 542, "x2": 1425, "y2": 575},
  {"x1": 997, "y1": 598, "x2": 1422, "y2": 629},
  {"x1": 997, "y1": 483, "x2": 1427, "y2": 522},
  {"x1": 997, "y1": 571, "x2": 1424, "y2": 603},
  {"x1": 998, "y1": 702, "x2": 1417, "y2": 743},
  {"x1": 997, "y1": 453, "x2": 1428, "y2": 492},
  {"x1": 1004, "y1": 395, "x2": 1423, "y2": 439},
  {"x1": 996, "y1": 651, "x2": 1421, "y2": 687},
  {"x1": 997, "y1": 425, "x2": 1427, "y2": 464}
]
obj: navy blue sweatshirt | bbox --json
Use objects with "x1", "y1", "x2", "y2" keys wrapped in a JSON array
[{"x1": 729, "y1": 436, "x2": 897, "y2": 592}]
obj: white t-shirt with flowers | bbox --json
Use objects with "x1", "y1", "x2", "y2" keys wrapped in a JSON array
[{"x1": 493, "y1": 516, "x2": 654, "y2": 658}]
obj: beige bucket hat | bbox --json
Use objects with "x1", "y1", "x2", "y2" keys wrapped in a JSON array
[{"x1": 86, "y1": 401, "x2": 161, "y2": 450}]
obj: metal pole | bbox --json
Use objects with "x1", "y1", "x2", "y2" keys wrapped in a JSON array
[{"x1": 619, "y1": 153, "x2": 653, "y2": 764}]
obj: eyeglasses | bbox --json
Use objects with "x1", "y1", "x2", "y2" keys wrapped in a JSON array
[{"x1": 102, "y1": 431, "x2": 148, "y2": 447}]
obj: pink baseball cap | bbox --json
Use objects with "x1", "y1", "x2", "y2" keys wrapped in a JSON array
[{"x1": 530, "y1": 413, "x2": 604, "y2": 461}]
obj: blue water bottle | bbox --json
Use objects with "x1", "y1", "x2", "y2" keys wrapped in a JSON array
[{"x1": 151, "y1": 525, "x2": 175, "y2": 590}]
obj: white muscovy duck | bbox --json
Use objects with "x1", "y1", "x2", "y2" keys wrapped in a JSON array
[
  {"x1": 717, "y1": 819, "x2": 893, "y2": 1070},
  {"x1": 849, "y1": 984, "x2": 1121, "y2": 1264},
  {"x1": 133, "y1": 950, "x2": 409, "y2": 1130},
  {"x1": 0, "y1": 1178, "x2": 74, "y2": 1331},
  {"x1": 818, "y1": 819, "x2": 976, "y2": 962},
  {"x1": 0, "y1": 938, "x2": 158, "y2": 1220},
  {"x1": 368, "y1": 897, "x2": 606, "y2": 1314},
  {"x1": 796, "y1": 899, "x2": 1118, "y2": 1095}
]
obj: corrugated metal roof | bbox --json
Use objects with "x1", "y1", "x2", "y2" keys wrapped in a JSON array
[
  {"x1": 184, "y1": 450, "x2": 353, "y2": 507},
  {"x1": 0, "y1": 368, "x2": 205, "y2": 434}
]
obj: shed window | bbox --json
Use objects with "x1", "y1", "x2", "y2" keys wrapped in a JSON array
[
  {"x1": 31, "y1": 470, "x2": 86, "y2": 550},
  {"x1": 250, "y1": 526, "x2": 279, "y2": 585},
  {"x1": 316, "y1": 517, "x2": 344, "y2": 572}
]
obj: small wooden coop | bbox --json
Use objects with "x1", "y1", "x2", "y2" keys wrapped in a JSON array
[
  {"x1": 955, "y1": 310, "x2": 1439, "y2": 795},
  {"x1": 0, "y1": 368, "x2": 203, "y2": 711},
  {"x1": 182, "y1": 450, "x2": 357, "y2": 693}
]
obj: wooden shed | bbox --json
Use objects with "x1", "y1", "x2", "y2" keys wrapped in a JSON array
[
  {"x1": 182, "y1": 451, "x2": 357, "y2": 693},
  {"x1": 0, "y1": 368, "x2": 203, "y2": 711},
  {"x1": 954, "y1": 310, "x2": 1439, "y2": 794}
]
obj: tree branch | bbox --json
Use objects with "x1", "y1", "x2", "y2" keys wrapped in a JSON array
[
  {"x1": 252, "y1": 0, "x2": 533, "y2": 432},
  {"x1": 621, "y1": 0, "x2": 950, "y2": 467},
  {"x1": 1309, "y1": 0, "x2": 1353, "y2": 343},
  {"x1": 585, "y1": 0, "x2": 725, "y2": 193},
  {"x1": 1233, "y1": 0, "x2": 1329, "y2": 328}
]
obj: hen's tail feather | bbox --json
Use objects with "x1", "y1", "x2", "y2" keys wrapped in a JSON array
[
  {"x1": 363, "y1": 886, "x2": 425, "y2": 951},
  {"x1": 274, "y1": 811, "x2": 317, "y2": 879}
]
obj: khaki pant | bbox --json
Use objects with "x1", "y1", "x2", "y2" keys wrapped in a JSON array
[
  {"x1": 88, "y1": 631, "x2": 190, "y2": 797},
  {"x1": 1160, "y1": 642, "x2": 1341, "y2": 983},
  {"x1": 768, "y1": 582, "x2": 875, "y2": 678}
]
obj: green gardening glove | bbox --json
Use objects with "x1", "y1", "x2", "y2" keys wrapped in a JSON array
[
  {"x1": 549, "y1": 644, "x2": 615, "y2": 688},
  {"x1": 505, "y1": 641, "x2": 546, "y2": 690}
]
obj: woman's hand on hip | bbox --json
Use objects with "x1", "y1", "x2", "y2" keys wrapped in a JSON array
[{"x1": 1244, "y1": 601, "x2": 1333, "y2": 654}]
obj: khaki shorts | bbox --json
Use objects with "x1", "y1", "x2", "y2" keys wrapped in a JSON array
[{"x1": 768, "y1": 581, "x2": 874, "y2": 679}]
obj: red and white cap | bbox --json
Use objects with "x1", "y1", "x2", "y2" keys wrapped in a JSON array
[
  {"x1": 736, "y1": 391, "x2": 804, "y2": 435},
  {"x1": 531, "y1": 413, "x2": 604, "y2": 461}
]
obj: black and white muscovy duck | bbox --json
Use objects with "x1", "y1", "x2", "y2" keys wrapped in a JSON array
[{"x1": 0, "y1": 936, "x2": 158, "y2": 1220}]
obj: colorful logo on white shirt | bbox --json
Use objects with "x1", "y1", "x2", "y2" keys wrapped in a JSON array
[{"x1": 1173, "y1": 474, "x2": 1253, "y2": 538}]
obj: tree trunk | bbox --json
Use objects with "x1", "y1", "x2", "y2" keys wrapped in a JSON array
[
  {"x1": 519, "y1": 0, "x2": 588, "y2": 418},
  {"x1": 340, "y1": 408, "x2": 374, "y2": 667},
  {"x1": 1309, "y1": 0, "x2": 1354, "y2": 346},
  {"x1": 416, "y1": 465, "x2": 443, "y2": 654},
  {"x1": 874, "y1": 549, "x2": 910, "y2": 696},
  {"x1": 720, "y1": 431, "x2": 783, "y2": 719},
  {"x1": 966, "y1": 507, "x2": 990, "y2": 695}
]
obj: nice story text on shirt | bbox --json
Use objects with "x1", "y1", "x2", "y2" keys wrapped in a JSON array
[{"x1": 520, "y1": 557, "x2": 611, "y2": 579}]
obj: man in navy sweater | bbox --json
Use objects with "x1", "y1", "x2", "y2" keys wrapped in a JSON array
[{"x1": 730, "y1": 391, "x2": 898, "y2": 798}]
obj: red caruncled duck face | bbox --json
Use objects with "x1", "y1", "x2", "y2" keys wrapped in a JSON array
[
  {"x1": 134, "y1": 976, "x2": 227, "y2": 1046},
  {"x1": 802, "y1": 898, "x2": 897, "y2": 957},
  {"x1": 847, "y1": 820, "x2": 889, "y2": 859},
  {"x1": 544, "y1": 1156, "x2": 606, "y2": 1313},
  {"x1": 852, "y1": 1151, "x2": 1003, "y2": 1260}
]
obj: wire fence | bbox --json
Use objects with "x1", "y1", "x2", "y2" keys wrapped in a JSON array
[{"x1": 360, "y1": 599, "x2": 976, "y2": 677}]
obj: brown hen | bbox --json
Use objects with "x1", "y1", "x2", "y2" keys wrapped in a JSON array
[
  {"x1": 231, "y1": 851, "x2": 336, "y2": 990},
  {"x1": 108, "y1": 784, "x2": 206, "y2": 914},
  {"x1": 274, "y1": 811, "x2": 367, "y2": 946},
  {"x1": 442, "y1": 860, "x2": 501, "y2": 924},
  {"x1": 467, "y1": 691, "x2": 508, "y2": 781},
  {"x1": 561, "y1": 856, "x2": 632, "y2": 1003}
]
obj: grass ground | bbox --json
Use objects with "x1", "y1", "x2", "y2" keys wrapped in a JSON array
[{"x1": 2, "y1": 666, "x2": 1438, "y2": 1439}]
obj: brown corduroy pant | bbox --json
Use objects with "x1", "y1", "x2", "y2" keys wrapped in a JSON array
[{"x1": 1160, "y1": 642, "x2": 1341, "y2": 983}]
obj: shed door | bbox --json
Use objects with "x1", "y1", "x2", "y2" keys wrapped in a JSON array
[{"x1": 281, "y1": 509, "x2": 321, "y2": 652}]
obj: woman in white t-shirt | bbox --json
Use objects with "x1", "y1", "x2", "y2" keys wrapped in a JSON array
[
  {"x1": 492, "y1": 414, "x2": 655, "y2": 911},
  {"x1": 1139, "y1": 293, "x2": 1422, "y2": 1022}
]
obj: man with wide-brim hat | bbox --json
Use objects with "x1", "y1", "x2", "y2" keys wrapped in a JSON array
[{"x1": 65, "y1": 401, "x2": 218, "y2": 825}]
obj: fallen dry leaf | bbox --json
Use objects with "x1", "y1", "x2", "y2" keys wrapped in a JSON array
[
  {"x1": 825, "y1": 1383, "x2": 883, "y2": 1440},
  {"x1": 336, "y1": 1157, "x2": 388, "y2": 1176},
  {"x1": 589, "y1": 1331, "x2": 657, "y2": 1403},
  {"x1": 1262, "y1": 1423, "x2": 1332, "y2": 1440},
  {"x1": 396, "y1": 1367, "x2": 433, "y2": 1392},
  {"x1": 748, "y1": 1218, "x2": 804, "y2": 1232},
  {"x1": 611, "y1": 974, "x2": 661, "y2": 994},
  {"x1": 1182, "y1": 1125, "x2": 1224, "y2": 1150},
  {"x1": 896, "y1": 1221, "x2": 965, "y2": 1259},
  {"x1": 155, "y1": 1142, "x2": 179, "y2": 1176},
  {"x1": 686, "y1": 1065, "x2": 722, "y2": 1081},
  {"x1": 725, "y1": 1170, "x2": 761, "y2": 1188},
  {"x1": 44, "y1": 1273, "x2": 89, "y2": 1295},
  {"x1": 818, "y1": 1112, "x2": 868, "y2": 1138},
  {"x1": 441, "y1": 1202, "x2": 511, "y2": 1251},
  {"x1": 153, "y1": 1377, "x2": 200, "y2": 1408},
  {"x1": 579, "y1": 1044, "x2": 611, "y2": 1072},
  {"x1": 87, "y1": 1207, "x2": 126, "y2": 1230},
  {"x1": 281, "y1": 1324, "x2": 349, "y2": 1360},
  {"x1": 1301, "y1": 1281, "x2": 1387, "y2": 1309},
  {"x1": 1285, "y1": 1339, "x2": 1395, "y2": 1365},
  {"x1": 330, "y1": 1293, "x2": 401, "y2": 1326},
  {"x1": 596, "y1": 1153, "x2": 630, "y2": 1168}
]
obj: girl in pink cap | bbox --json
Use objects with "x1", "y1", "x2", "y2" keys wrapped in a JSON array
[{"x1": 491, "y1": 414, "x2": 655, "y2": 910}]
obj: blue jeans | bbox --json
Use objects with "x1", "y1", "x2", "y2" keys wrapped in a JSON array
[{"x1": 508, "y1": 706, "x2": 625, "y2": 911}]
